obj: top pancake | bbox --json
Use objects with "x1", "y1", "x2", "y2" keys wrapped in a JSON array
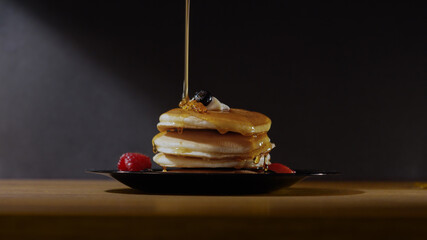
[{"x1": 157, "y1": 108, "x2": 271, "y2": 136}]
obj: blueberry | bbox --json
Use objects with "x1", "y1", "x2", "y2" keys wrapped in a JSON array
[{"x1": 193, "y1": 90, "x2": 212, "y2": 106}]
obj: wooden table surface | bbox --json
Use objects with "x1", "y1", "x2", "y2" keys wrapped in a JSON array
[{"x1": 0, "y1": 180, "x2": 426, "y2": 239}]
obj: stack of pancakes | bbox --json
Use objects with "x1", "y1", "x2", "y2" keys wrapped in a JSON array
[{"x1": 152, "y1": 108, "x2": 274, "y2": 169}]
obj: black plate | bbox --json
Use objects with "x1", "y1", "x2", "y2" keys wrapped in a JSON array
[{"x1": 88, "y1": 169, "x2": 339, "y2": 195}]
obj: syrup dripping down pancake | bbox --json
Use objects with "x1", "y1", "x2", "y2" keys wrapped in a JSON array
[
  {"x1": 153, "y1": 130, "x2": 273, "y2": 159},
  {"x1": 157, "y1": 108, "x2": 271, "y2": 136}
]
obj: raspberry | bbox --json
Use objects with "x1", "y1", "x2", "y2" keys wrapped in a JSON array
[
  {"x1": 117, "y1": 153, "x2": 151, "y2": 171},
  {"x1": 268, "y1": 163, "x2": 295, "y2": 173},
  {"x1": 117, "y1": 157, "x2": 127, "y2": 170}
]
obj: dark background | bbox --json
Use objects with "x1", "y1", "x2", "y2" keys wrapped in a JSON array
[{"x1": 0, "y1": 0, "x2": 425, "y2": 179}]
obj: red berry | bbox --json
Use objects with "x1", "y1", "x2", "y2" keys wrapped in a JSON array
[
  {"x1": 268, "y1": 163, "x2": 295, "y2": 173},
  {"x1": 117, "y1": 153, "x2": 151, "y2": 171},
  {"x1": 117, "y1": 157, "x2": 127, "y2": 170}
]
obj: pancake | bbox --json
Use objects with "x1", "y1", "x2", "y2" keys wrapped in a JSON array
[
  {"x1": 153, "y1": 153, "x2": 271, "y2": 169},
  {"x1": 153, "y1": 130, "x2": 273, "y2": 159},
  {"x1": 157, "y1": 108, "x2": 271, "y2": 136}
]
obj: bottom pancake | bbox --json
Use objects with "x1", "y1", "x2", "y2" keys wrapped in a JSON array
[{"x1": 153, "y1": 153, "x2": 271, "y2": 169}]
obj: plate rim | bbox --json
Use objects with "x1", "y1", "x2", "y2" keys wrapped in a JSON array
[{"x1": 86, "y1": 169, "x2": 340, "y2": 176}]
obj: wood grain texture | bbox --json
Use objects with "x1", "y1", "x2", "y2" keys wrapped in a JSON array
[{"x1": 0, "y1": 180, "x2": 426, "y2": 239}]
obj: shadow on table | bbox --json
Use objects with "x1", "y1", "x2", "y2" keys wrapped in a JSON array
[{"x1": 105, "y1": 187, "x2": 364, "y2": 196}]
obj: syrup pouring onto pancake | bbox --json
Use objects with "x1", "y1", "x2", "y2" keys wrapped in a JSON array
[
  {"x1": 119, "y1": 0, "x2": 294, "y2": 174},
  {"x1": 150, "y1": 0, "x2": 292, "y2": 173}
]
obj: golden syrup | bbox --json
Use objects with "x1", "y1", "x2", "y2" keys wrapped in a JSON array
[
  {"x1": 218, "y1": 129, "x2": 228, "y2": 134},
  {"x1": 182, "y1": 0, "x2": 190, "y2": 100},
  {"x1": 264, "y1": 164, "x2": 268, "y2": 172},
  {"x1": 152, "y1": 138, "x2": 158, "y2": 154},
  {"x1": 174, "y1": 147, "x2": 192, "y2": 154},
  {"x1": 151, "y1": 0, "x2": 277, "y2": 171},
  {"x1": 152, "y1": 132, "x2": 166, "y2": 154},
  {"x1": 157, "y1": 108, "x2": 271, "y2": 136},
  {"x1": 263, "y1": 154, "x2": 269, "y2": 171},
  {"x1": 179, "y1": 97, "x2": 189, "y2": 108},
  {"x1": 253, "y1": 155, "x2": 261, "y2": 164},
  {"x1": 179, "y1": 99, "x2": 207, "y2": 113},
  {"x1": 154, "y1": 129, "x2": 272, "y2": 160},
  {"x1": 247, "y1": 139, "x2": 273, "y2": 160},
  {"x1": 177, "y1": 127, "x2": 184, "y2": 134}
]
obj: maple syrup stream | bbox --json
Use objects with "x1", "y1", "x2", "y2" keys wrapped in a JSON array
[{"x1": 182, "y1": 0, "x2": 190, "y2": 101}]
